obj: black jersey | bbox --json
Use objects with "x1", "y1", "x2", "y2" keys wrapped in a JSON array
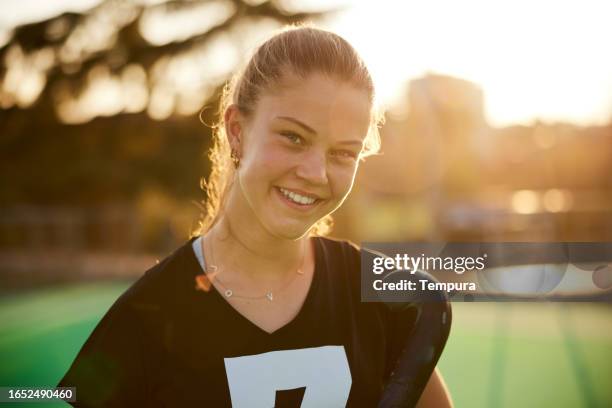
[{"x1": 58, "y1": 236, "x2": 417, "y2": 407}]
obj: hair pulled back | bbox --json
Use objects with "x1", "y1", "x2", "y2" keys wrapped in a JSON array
[{"x1": 193, "y1": 25, "x2": 383, "y2": 237}]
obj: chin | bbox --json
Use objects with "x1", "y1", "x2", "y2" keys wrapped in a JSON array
[{"x1": 267, "y1": 219, "x2": 314, "y2": 241}]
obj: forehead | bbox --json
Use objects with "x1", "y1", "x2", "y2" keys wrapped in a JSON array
[{"x1": 252, "y1": 73, "x2": 372, "y2": 141}]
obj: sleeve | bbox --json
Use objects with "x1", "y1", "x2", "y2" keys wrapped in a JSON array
[{"x1": 57, "y1": 296, "x2": 149, "y2": 407}]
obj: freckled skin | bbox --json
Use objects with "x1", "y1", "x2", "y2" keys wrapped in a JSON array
[{"x1": 228, "y1": 72, "x2": 372, "y2": 240}]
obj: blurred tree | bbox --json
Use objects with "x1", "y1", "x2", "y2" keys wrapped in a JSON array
[{"x1": 0, "y1": 0, "x2": 335, "y2": 206}]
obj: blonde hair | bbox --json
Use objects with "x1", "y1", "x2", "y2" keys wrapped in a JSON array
[{"x1": 192, "y1": 25, "x2": 383, "y2": 238}]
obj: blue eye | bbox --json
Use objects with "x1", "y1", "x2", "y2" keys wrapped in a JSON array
[{"x1": 280, "y1": 131, "x2": 304, "y2": 145}]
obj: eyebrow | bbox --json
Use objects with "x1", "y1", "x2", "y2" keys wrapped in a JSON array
[
  {"x1": 276, "y1": 116, "x2": 316, "y2": 134},
  {"x1": 276, "y1": 116, "x2": 364, "y2": 147}
]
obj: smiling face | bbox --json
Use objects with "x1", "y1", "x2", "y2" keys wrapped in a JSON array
[{"x1": 226, "y1": 72, "x2": 372, "y2": 240}]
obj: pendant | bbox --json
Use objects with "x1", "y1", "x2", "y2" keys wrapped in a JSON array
[
  {"x1": 266, "y1": 292, "x2": 273, "y2": 301},
  {"x1": 224, "y1": 289, "x2": 233, "y2": 298}
]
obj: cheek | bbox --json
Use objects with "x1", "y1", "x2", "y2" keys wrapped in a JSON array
[
  {"x1": 330, "y1": 164, "x2": 359, "y2": 198},
  {"x1": 241, "y1": 141, "x2": 291, "y2": 189},
  {"x1": 253, "y1": 147, "x2": 292, "y2": 182},
  {"x1": 241, "y1": 129, "x2": 272, "y2": 167}
]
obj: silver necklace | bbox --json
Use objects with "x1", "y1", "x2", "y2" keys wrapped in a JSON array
[{"x1": 201, "y1": 233, "x2": 306, "y2": 302}]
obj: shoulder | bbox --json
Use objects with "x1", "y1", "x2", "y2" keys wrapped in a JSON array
[
  {"x1": 314, "y1": 235, "x2": 380, "y2": 270},
  {"x1": 314, "y1": 236, "x2": 362, "y2": 273},
  {"x1": 315, "y1": 235, "x2": 360, "y2": 259},
  {"x1": 109, "y1": 238, "x2": 199, "y2": 315},
  {"x1": 64, "y1": 238, "x2": 199, "y2": 362},
  {"x1": 313, "y1": 236, "x2": 367, "y2": 295},
  {"x1": 58, "y1": 239, "x2": 202, "y2": 405}
]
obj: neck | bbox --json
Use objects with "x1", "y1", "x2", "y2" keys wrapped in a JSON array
[{"x1": 206, "y1": 190, "x2": 309, "y2": 281}]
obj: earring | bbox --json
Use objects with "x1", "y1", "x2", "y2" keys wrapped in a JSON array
[{"x1": 230, "y1": 149, "x2": 240, "y2": 168}]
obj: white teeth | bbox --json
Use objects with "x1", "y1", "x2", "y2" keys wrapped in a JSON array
[{"x1": 279, "y1": 188, "x2": 316, "y2": 205}]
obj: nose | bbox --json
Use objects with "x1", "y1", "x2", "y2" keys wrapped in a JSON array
[{"x1": 295, "y1": 148, "x2": 329, "y2": 186}]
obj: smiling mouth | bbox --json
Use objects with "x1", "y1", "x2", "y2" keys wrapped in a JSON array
[{"x1": 276, "y1": 187, "x2": 322, "y2": 207}]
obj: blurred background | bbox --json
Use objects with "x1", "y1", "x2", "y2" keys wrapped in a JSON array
[{"x1": 0, "y1": 0, "x2": 610, "y2": 406}]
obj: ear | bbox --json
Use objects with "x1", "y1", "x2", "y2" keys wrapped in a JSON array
[{"x1": 224, "y1": 104, "x2": 243, "y2": 154}]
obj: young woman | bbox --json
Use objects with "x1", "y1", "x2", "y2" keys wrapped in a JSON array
[{"x1": 59, "y1": 26, "x2": 452, "y2": 407}]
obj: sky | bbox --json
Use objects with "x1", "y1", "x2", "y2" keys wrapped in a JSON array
[
  {"x1": 326, "y1": 0, "x2": 612, "y2": 126},
  {"x1": 1, "y1": 0, "x2": 611, "y2": 127}
]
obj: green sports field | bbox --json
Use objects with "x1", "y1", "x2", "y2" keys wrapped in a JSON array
[{"x1": 0, "y1": 281, "x2": 611, "y2": 407}]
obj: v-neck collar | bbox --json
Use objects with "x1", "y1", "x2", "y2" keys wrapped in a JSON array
[{"x1": 186, "y1": 235, "x2": 322, "y2": 337}]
